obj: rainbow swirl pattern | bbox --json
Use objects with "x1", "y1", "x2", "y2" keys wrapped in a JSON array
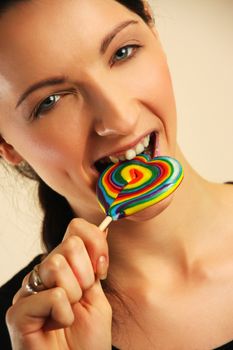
[{"x1": 97, "y1": 154, "x2": 184, "y2": 220}]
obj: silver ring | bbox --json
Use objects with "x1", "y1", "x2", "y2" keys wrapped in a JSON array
[{"x1": 25, "y1": 264, "x2": 45, "y2": 294}]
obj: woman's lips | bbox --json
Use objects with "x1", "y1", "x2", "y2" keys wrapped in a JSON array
[{"x1": 94, "y1": 131, "x2": 159, "y2": 173}]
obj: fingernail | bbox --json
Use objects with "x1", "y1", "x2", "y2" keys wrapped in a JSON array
[{"x1": 97, "y1": 256, "x2": 108, "y2": 280}]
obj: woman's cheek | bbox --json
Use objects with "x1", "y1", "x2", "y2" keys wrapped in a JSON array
[{"x1": 132, "y1": 52, "x2": 176, "y2": 118}]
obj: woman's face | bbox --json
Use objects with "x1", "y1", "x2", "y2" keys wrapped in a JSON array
[{"x1": 0, "y1": 0, "x2": 177, "y2": 223}]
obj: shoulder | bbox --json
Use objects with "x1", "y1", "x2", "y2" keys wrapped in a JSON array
[
  {"x1": 217, "y1": 182, "x2": 233, "y2": 229},
  {"x1": 209, "y1": 182, "x2": 233, "y2": 263},
  {"x1": 209, "y1": 182, "x2": 233, "y2": 226},
  {"x1": 0, "y1": 255, "x2": 43, "y2": 350}
]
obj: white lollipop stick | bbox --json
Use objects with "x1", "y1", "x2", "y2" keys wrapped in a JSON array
[{"x1": 98, "y1": 216, "x2": 113, "y2": 232}]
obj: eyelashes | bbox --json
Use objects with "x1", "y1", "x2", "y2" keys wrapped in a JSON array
[
  {"x1": 31, "y1": 91, "x2": 73, "y2": 120},
  {"x1": 110, "y1": 43, "x2": 142, "y2": 66},
  {"x1": 31, "y1": 44, "x2": 142, "y2": 120},
  {"x1": 33, "y1": 94, "x2": 61, "y2": 118}
]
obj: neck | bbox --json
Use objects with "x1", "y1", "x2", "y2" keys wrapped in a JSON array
[{"x1": 107, "y1": 147, "x2": 220, "y2": 278}]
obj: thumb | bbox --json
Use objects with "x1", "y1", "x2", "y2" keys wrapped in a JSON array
[{"x1": 83, "y1": 279, "x2": 110, "y2": 309}]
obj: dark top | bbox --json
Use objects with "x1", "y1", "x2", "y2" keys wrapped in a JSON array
[{"x1": 1, "y1": 255, "x2": 232, "y2": 350}]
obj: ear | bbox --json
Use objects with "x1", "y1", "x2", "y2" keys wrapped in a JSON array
[{"x1": 0, "y1": 136, "x2": 23, "y2": 165}]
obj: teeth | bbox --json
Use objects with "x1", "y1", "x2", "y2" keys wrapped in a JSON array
[
  {"x1": 143, "y1": 135, "x2": 150, "y2": 147},
  {"x1": 109, "y1": 156, "x2": 119, "y2": 163},
  {"x1": 109, "y1": 134, "x2": 151, "y2": 163},
  {"x1": 125, "y1": 149, "x2": 136, "y2": 160},
  {"x1": 135, "y1": 142, "x2": 145, "y2": 154}
]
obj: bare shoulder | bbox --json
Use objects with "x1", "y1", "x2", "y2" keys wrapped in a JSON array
[
  {"x1": 210, "y1": 181, "x2": 233, "y2": 217},
  {"x1": 205, "y1": 182, "x2": 233, "y2": 270},
  {"x1": 206, "y1": 183, "x2": 233, "y2": 263},
  {"x1": 218, "y1": 182, "x2": 233, "y2": 221}
]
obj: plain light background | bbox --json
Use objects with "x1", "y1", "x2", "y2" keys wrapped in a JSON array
[{"x1": 0, "y1": 0, "x2": 233, "y2": 285}]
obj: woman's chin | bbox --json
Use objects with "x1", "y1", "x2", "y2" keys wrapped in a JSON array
[{"x1": 126, "y1": 195, "x2": 174, "y2": 222}]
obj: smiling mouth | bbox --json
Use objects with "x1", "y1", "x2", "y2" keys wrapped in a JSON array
[{"x1": 94, "y1": 132, "x2": 157, "y2": 173}]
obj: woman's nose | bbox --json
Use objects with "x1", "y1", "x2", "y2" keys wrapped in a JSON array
[{"x1": 88, "y1": 80, "x2": 139, "y2": 137}]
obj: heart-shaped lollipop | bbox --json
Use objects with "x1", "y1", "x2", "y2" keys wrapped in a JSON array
[{"x1": 97, "y1": 154, "x2": 184, "y2": 230}]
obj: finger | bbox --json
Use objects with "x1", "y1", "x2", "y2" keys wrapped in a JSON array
[
  {"x1": 15, "y1": 252, "x2": 87, "y2": 305},
  {"x1": 73, "y1": 279, "x2": 112, "y2": 332},
  {"x1": 45, "y1": 236, "x2": 96, "y2": 290},
  {"x1": 82, "y1": 279, "x2": 112, "y2": 310},
  {"x1": 22, "y1": 255, "x2": 83, "y2": 304},
  {"x1": 13, "y1": 273, "x2": 32, "y2": 303},
  {"x1": 7, "y1": 287, "x2": 74, "y2": 336},
  {"x1": 63, "y1": 218, "x2": 109, "y2": 279}
]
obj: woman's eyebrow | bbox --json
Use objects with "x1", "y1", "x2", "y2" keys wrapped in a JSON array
[
  {"x1": 15, "y1": 20, "x2": 138, "y2": 109},
  {"x1": 16, "y1": 76, "x2": 67, "y2": 109},
  {"x1": 100, "y1": 19, "x2": 139, "y2": 54}
]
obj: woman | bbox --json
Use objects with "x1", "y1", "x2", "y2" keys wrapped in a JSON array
[{"x1": 0, "y1": 0, "x2": 232, "y2": 349}]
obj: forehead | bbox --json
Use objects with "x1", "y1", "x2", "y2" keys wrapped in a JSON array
[
  {"x1": 0, "y1": 0, "x2": 137, "y2": 90},
  {"x1": 0, "y1": 0, "x2": 134, "y2": 48}
]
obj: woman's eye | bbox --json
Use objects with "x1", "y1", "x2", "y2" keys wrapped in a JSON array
[
  {"x1": 111, "y1": 45, "x2": 140, "y2": 65},
  {"x1": 33, "y1": 94, "x2": 61, "y2": 119}
]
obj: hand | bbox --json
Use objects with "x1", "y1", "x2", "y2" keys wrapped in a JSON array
[{"x1": 6, "y1": 218, "x2": 112, "y2": 350}]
